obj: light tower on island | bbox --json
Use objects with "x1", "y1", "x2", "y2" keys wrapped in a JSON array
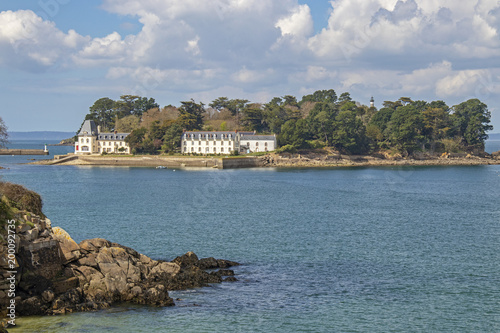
[{"x1": 370, "y1": 96, "x2": 374, "y2": 108}]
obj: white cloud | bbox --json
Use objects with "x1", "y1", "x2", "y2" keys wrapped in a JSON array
[
  {"x1": 0, "y1": 10, "x2": 89, "y2": 71},
  {"x1": 275, "y1": 4, "x2": 313, "y2": 38}
]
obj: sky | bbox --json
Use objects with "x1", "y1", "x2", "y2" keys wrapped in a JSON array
[{"x1": 0, "y1": 0, "x2": 499, "y2": 132}]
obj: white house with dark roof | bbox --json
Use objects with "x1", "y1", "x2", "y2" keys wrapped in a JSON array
[
  {"x1": 181, "y1": 131, "x2": 276, "y2": 155},
  {"x1": 239, "y1": 134, "x2": 277, "y2": 153},
  {"x1": 75, "y1": 120, "x2": 131, "y2": 154}
]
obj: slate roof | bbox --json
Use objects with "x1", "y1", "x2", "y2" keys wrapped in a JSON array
[
  {"x1": 98, "y1": 133, "x2": 129, "y2": 141},
  {"x1": 240, "y1": 135, "x2": 275, "y2": 141},
  {"x1": 78, "y1": 120, "x2": 98, "y2": 136}
]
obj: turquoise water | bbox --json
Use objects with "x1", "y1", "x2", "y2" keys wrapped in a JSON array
[{"x1": 1, "y1": 141, "x2": 500, "y2": 332}]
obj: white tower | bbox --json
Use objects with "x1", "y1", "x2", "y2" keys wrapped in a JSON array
[{"x1": 370, "y1": 96, "x2": 374, "y2": 108}]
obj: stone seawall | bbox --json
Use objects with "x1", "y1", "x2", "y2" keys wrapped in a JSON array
[{"x1": 0, "y1": 149, "x2": 48, "y2": 156}]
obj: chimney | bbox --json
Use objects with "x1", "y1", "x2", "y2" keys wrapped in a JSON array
[{"x1": 97, "y1": 125, "x2": 101, "y2": 133}]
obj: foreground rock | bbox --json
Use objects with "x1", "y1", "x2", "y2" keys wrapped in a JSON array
[
  {"x1": 1, "y1": 221, "x2": 239, "y2": 317},
  {"x1": 0, "y1": 184, "x2": 239, "y2": 324}
]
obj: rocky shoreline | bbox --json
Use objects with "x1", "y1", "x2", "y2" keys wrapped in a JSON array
[
  {"x1": 0, "y1": 183, "x2": 239, "y2": 331},
  {"x1": 34, "y1": 150, "x2": 500, "y2": 169}
]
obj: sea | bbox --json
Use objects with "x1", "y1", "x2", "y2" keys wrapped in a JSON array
[{"x1": 1, "y1": 140, "x2": 500, "y2": 332}]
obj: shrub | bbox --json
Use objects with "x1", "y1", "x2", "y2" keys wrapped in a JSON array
[{"x1": 275, "y1": 145, "x2": 297, "y2": 154}]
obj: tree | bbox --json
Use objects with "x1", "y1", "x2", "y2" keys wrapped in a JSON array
[
  {"x1": 177, "y1": 100, "x2": 205, "y2": 130},
  {"x1": 331, "y1": 110, "x2": 368, "y2": 154},
  {"x1": 161, "y1": 123, "x2": 183, "y2": 153},
  {"x1": 115, "y1": 115, "x2": 140, "y2": 133},
  {"x1": 0, "y1": 117, "x2": 8, "y2": 148},
  {"x1": 452, "y1": 99, "x2": 493, "y2": 147},
  {"x1": 241, "y1": 104, "x2": 266, "y2": 132},
  {"x1": 422, "y1": 106, "x2": 451, "y2": 151},
  {"x1": 125, "y1": 128, "x2": 147, "y2": 152},
  {"x1": 387, "y1": 105, "x2": 424, "y2": 155},
  {"x1": 307, "y1": 102, "x2": 337, "y2": 145},
  {"x1": 89, "y1": 97, "x2": 116, "y2": 131},
  {"x1": 279, "y1": 119, "x2": 310, "y2": 148},
  {"x1": 300, "y1": 89, "x2": 337, "y2": 105}
]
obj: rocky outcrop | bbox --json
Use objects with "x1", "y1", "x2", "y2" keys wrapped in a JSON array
[{"x1": 0, "y1": 213, "x2": 239, "y2": 321}]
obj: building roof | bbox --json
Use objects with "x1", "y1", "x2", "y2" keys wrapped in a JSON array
[
  {"x1": 98, "y1": 133, "x2": 129, "y2": 141},
  {"x1": 240, "y1": 135, "x2": 275, "y2": 141},
  {"x1": 78, "y1": 120, "x2": 98, "y2": 136},
  {"x1": 183, "y1": 131, "x2": 238, "y2": 139}
]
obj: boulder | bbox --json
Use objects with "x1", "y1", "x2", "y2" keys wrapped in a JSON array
[
  {"x1": 172, "y1": 252, "x2": 199, "y2": 268},
  {"x1": 52, "y1": 227, "x2": 81, "y2": 263}
]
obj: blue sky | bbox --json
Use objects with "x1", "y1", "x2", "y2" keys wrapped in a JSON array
[{"x1": 1, "y1": 0, "x2": 499, "y2": 132}]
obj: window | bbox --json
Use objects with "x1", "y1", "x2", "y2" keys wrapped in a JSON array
[
  {"x1": 191, "y1": 147, "x2": 194, "y2": 152},
  {"x1": 221, "y1": 148, "x2": 224, "y2": 152},
  {"x1": 199, "y1": 141, "x2": 201, "y2": 146},
  {"x1": 199, "y1": 134, "x2": 202, "y2": 139},
  {"x1": 221, "y1": 134, "x2": 225, "y2": 139},
  {"x1": 86, "y1": 138, "x2": 89, "y2": 143},
  {"x1": 265, "y1": 142, "x2": 268, "y2": 147},
  {"x1": 199, "y1": 147, "x2": 201, "y2": 152},
  {"x1": 213, "y1": 147, "x2": 216, "y2": 152},
  {"x1": 247, "y1": 142, "x2": 250, "y2": 146},
  {"x1": 82, "y1": 146, "x2": 89, "y2": 152},
  {"x1": 191, "y1": 141, "x2": 194, "y2": 145},
  {"x1": 105, "y1": 136, "x2": 108, "y2": 139},
  {"x1": 206, "y1": 147, "x2": 209, "y2": 153},
  {"x1": 205, "y1": 141, "x2": 208, "y2": 145},
  {"x1": 81, "y1": 138, "x2": 84, "y2": 143},
  {"x1": 256, "y1": 142, "x2": 259, "y2": 146},
  {"x1": 184, "y1": 147, "x2": 187, "y2": 152},
  {"x1": 184, "y1": 141, "x2": 187, "y2": 147}
]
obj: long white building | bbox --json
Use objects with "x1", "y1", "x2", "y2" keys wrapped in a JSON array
[
  {"x1": 181, "y1": 131, "x2": 276, "y2": 155},
  {"x1": 75, "y1": 120, "x2": 131, "y2": 155}
]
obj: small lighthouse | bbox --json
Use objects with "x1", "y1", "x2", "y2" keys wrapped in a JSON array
[
  {"x1": 44, "y1": 144, "x2": 48, "y2": 153},
  {"x1": 370, "y1": 96, "x2": 374, "y2": 108}
]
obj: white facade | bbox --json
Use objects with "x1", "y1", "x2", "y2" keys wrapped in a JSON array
[
  {"x1": 239, "y1": 135, "x2": 276, "y2": 153},
  {"x1": 181, "y1": 131, "x2": 240, "y2": 155},
  {"x1": 75, "y1": 120, "x2": 130, "y2": 155},
  {"x1": 181, "y1": 131, "x2": 276, "y2": 155}
]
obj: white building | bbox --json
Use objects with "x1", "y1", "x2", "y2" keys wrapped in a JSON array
[
  {"x1": 239, "y1": 135, "x2": 277, "y2": 153},
  {"x1": 181, "y1": 131, "x2": 276, "y2": 155},
  {"x1": 75, "y1": 120, "x2": 131, "y2": 155}
]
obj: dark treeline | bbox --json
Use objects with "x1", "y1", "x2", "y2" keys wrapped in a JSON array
[{"x1": 79, "y1": 90, "x2": 493, "y2": 156}]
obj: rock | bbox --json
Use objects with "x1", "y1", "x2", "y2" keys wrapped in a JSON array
[
  {"x1": 223, "y1": 277, "x2": 238, "y2": 282},
  {"x1": 197, "y1": 257, "x2": 218, "y2": 269},
  {"x1": 41, "y1": 290, "x2": 55, "y2": 303},
  {"x1": 172, "y1": 252, "x2": 199, "y2": 268},
  {"x1": 77, "y1": 253, "x2": 98, "y2": 268},
  {"x1": 149, "y1": 262, "x2": 181, "y2": 280},
  {"x1": 79, "y1": 238, "x2": 111, "y2": 253},
  {"x1": 52, "y1": 227, "x2": 81, "y2": 263}
]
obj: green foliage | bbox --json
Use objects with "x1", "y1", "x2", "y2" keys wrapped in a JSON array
[
  {"x1": 0, "y1": 182, "x2": 45, "y2": 218},
  {"x1": 177, "y1": 100, "x2": 205, "y2": 130},
  {"x1": 78, "y1": 90, "x2": 492, "y2": 157},
  {"x1": 452, "y1": 99, "x2": 493, "y2": 147},
  {"x1": 387, "y1": 105, "x2": 424, "y2": 156},
  {"x1": 275, "y1": 144, "x2": 297, "y2": 154},
  {"x1": 299, "y1": 89, "x2": 337, "y2": 105}
]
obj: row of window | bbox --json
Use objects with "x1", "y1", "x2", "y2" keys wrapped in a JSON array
[
  {"x1": 184, "y1": 147, "x2": 232, "y2": 153},
  {"x1": 80, "y1": 137, "x2": 127, "y2": 144},
  {"x1": 98, "y1": 135, "x2": 126, "y2": 140},
  {"x1": 186, "y1": 141, "x2": 232, "y2": 146},
  {"x1": 98, "y1": 141, "x2": 125, "y2": 146},
  {"x1": 185, "y1": 133, "x2": 233, "y2": 140}
]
